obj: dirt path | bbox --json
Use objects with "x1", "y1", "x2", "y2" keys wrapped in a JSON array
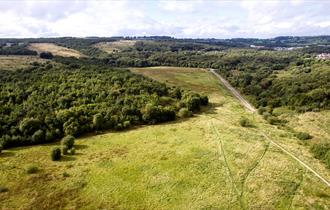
[
  {"x1": 210, "y1": 69, "x2": 256, "y2": 112},
  {"x1": 210, "y1": 69, "x2": 330, "y2": 188}
]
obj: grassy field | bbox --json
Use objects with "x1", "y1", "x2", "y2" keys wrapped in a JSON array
[
  {"x1": 1, "y1": 66, "x2": 330, "y2": 209},
  {"x1": 94, "y1": 40, "x2": 136, "y2": 54},
  {"x1": 0, "y1": 56, "x2": 49, "y2": 70},
  {"x1": 28, "y1": 43, "x2": 85, "y2": 58}
]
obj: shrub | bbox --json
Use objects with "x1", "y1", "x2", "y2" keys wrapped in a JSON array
[
  {"x1": 45, "y1": 130, "x2": 55, "y2": 142},
  {"x1": 51, "y1": 147, "x2": 61, "y2": 161},
  {"x1": 186, "y1": 97, "x2": 201, "y2": 112},
  {"x1": 19, "y1": 118, "x2": 42, "y2": 135},
  {"x1": 310, "y1": 143, "x2": 330, "y2": 160},
  {"x1": 61, "y1": 135, "x2": 75, "y2": 149},
  {"x1": 0, "y1": 186, "x2": 9, "y2": 193},
  {"x1": 325, "y1": 151, "x2": 330, "y2": 168},
  {"x1": 62, "y1": 145, "x2": 69, "y2": 155},
  {"x1": 69, "y1": 147, "x2": 75, "y2": 155},
  {"x1": 178, "y1": 108, "x2": 192, "y2": 118},
  {"x1": 63, "y1": 172, "x2": 70, "y2": 177},
  {"x1": 123, "y1": 121, "x2": 131, "y2": 128},
  {"x1": 0, "y1": 144, "x2": 3, "y2": 154},
  {"x1": 296, "y1": 132, "x2": 312, "y2": 140},
  {"x1": 32, "y1": 129, "x2": 44, "y2": 143},
  {"x1": 26, "y1": 166, "x2": 39, "y2": 174},
  {"x1": 200, "y1": 96, "x2": 209, "y2": 106},
  {"x1": 265, "y1": 116, "x2": 283, "y2": 125},
  {"x1": 40, "y1": 51, "x2": 53, "y2": 59},
  {"x1": 93, "y1": 113, "x2": 104, "y2": 130},
  {"x1": 258, "y1": 107, "x2": 267, "y2": 115},
  {"x1": 239, "y1": 117, "x2": 252, "y2": 127}
]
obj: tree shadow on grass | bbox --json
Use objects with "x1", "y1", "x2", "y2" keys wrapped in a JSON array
[
  {"x1": 74, "y1": 144, "x2": 88, "y2": 150},
  {"x1": 60, "y1": 156, "x2": 77, "y2": 162},
  {"x1": 0, "y1": 151, "x2": 15, "y2": 158}
]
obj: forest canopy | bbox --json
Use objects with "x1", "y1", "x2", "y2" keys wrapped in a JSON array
[{"x1": 0, "y1": 61, "x2": 208, "y2": 148}]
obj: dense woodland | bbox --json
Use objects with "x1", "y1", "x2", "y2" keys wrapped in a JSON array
[{"x1": 0, "y1": 62, "x2": 208, "y2": 148}]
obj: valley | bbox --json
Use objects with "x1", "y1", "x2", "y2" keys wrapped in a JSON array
[{"x1": 1, "y1": 36, "x2": 330, "y2": 209}]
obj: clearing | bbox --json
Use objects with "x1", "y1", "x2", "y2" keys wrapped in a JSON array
[
  {"x1": 28, "y1": 43, "x2": 85, "y2": 58},
  {"x1": 0, "y1": 55, "x2": 50, "y2": 70},
  {"x1": 0, "y1": 66, "x2": 329, "y2": 209},
  {"x1": 94, "y1": 40, "x2": 136, "y2": 53}
]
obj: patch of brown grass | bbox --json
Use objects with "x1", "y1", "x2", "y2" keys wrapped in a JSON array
[
  {"x1": 94, "y1": 40, "x2": 136, "y2": 53},
  {"x1": 28, "y1": 43, "x2": 85, "y2": 58}
]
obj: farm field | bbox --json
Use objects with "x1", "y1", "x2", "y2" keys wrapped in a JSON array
[
  {"x1": 1, "y1": 66, "x2": 330, "y2": 209},
  {"x1": 94, "y1": 40, "x2": 137, "y2": 54},
  {"x1": 28, "y1": 43, "x2": 85, "y2": 58}
]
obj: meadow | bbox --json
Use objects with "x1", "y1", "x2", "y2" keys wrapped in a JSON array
[
  {"x1": 1, "y1": 65, "x2": 329, "y2": 209},
  {"x1": 94, "y1": 40, "x2": 137, "y2": 54},
  {"x1": 28, "y1": 43, "x2": 85, "y2": 58}
]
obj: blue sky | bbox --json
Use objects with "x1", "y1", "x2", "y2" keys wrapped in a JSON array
[{"x1": 0, "y1": 0, "x2": 330, "y2": 38}]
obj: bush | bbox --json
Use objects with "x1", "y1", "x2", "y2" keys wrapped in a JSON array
[
  {"x1": 186, "y1": 97, "x2": 201, "y2": 112},
  {"x1": 266, "y1": 116, "x2": 278, "y2": 125},
  {"x1": 51, "y1": 147, "x2": 61, "y2": 161},
  {"x1": 19, "y1": 118, "x2": 42, "y2": 135},
  {"x1": 123, "y1": 121, "x2": 131, "y2": 128},
  {"x1": 69, "y1": 147, "x2": 75, "y2": 155},
  {"x1": 32, "y1": 129, "x2": 44, "y2": 143},
  {"x1": 62, "y1": 145, "x2": 69, "y2": 155},
  {"x1": 63, "y1": 172, "x2": 70, "y2": 177},
  {"x1": 61, "y1": 135, "x2": 75, "y2": 149},
  {"x1": 0, "y1": 144, "x2": 3, "y2": 154},
  {"x1": 93, "y1": 113, "x2": 104, "y2": 130},
  {"x1": 258, "y1": 107, "x2": 267, "y2": 115},
  {"x1": 40, "y1": 51, "x2": 54, "y2": 59},
  {"x1": 178, "y1": 108, "x2": 192, "y2": 118},
  {"x1": 0, "y1": 186, "x2": 9, "y2": 193},
  {"x1": 296, "y1": 132, "x2": 312, "y2": 140},
  {"x1": 239, "y1": 117, "x2": 252, "y2": 127},
  {"x1": 325, "y1": 151, "x2": 330, "y2": 168},
  {"x1": 26, "y1": 166, "x2": 39, "y2": 174},
  {"x1": 200, "y1": 96, "x2": 209, "y2": 106},
  {"x1": 310, "y1": 143, "x2": 330, "y2": 160}
]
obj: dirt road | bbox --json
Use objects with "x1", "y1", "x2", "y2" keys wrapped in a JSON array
[
  {"x1": 210, "y1": 69, "x2": 256, "y2": 112},
  {"x1": 210, "y1": 69, "x2": 330, "y2": 188}
]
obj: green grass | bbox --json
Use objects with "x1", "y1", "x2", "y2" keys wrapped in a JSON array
[{"x1": 1, "y1": 66, "x2": 330, "y2": 209}]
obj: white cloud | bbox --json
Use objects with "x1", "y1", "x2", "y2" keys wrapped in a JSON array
[
  {"x1": 0, "y1": 0, "x2": 329, "y2": 38},
  {"x1": 158, "y1": 0, "x2": 202, "y2": 12}
]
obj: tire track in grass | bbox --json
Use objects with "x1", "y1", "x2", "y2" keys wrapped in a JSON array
[
  {"x1": 210, "y1": 68, "x2": 330, "y2": 188},
  {"x1": 239, "y1": 140, "x2": 270, "y2": 209},
  {"x1": 210, "y1": 121, "x2": 242, "y2": 207},
  {"x1": 288, "y1": 169, "x2": 305, "y2": 210}
]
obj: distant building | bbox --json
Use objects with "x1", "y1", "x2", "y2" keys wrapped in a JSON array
[
  {"x1": 274, "y1": 46, "x2": 303, "y2": 51},
  {"x1": 250, "y1": 45, "x2": 265, "y2": 49},
  {"x1": 5, "y1": 42, "x2": 14, "y2": 47},
  {"x1": 316, "y1": 53, "x2": 330, "y2": 60}
]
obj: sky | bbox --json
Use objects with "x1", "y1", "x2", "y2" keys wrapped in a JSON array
[{"x1": 0, "y1": 0, "x2": 330, "y2": 38}]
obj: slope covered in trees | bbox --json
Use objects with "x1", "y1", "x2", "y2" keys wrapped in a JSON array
[{"x1": 0, "y1": 61, "x2": 208, "y2": 148}]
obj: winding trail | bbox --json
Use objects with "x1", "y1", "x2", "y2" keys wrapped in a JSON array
[{"x1": 210, "y1": 69, "x2": 330, "y2": 188}]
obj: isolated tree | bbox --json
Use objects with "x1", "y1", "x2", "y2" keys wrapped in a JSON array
[{"x1": 51, "y1": 148, "x2": 61, "y2": 161}]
